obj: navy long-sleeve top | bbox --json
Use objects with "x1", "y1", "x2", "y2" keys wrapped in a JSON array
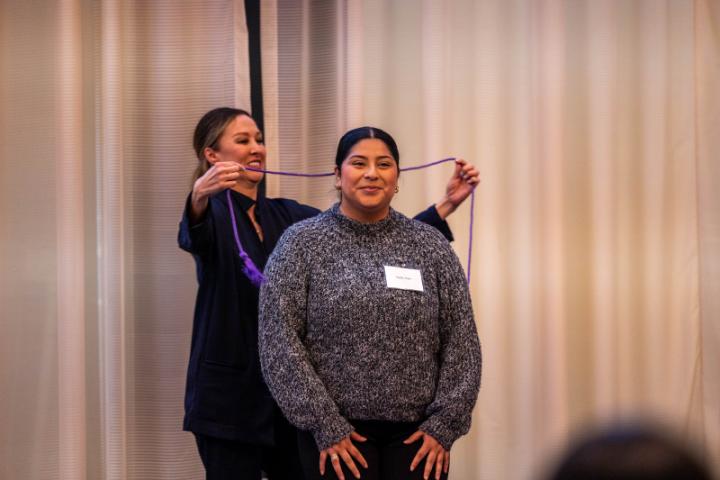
[{"x1": 178, "y1": 189, "x2": 453, "y2": 445}]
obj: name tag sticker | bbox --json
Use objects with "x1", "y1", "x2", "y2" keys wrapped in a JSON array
[{"x1": 384, "y1": 266, "x2": 424, "y2": 292}]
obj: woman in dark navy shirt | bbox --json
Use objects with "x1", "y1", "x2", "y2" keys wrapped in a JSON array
[{"x1": 178, "y1": 107, "x2": 480, "y2": 479}]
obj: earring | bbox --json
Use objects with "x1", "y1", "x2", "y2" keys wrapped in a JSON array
[{"x1": 395, "y1": 186, "x2": 399, "y2": 193}]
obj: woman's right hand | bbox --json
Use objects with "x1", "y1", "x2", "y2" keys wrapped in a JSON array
[
  {"x1": 319, "y1": 431, "x2": 368, "y2": 480},
  {"x1": 189, "y1": 161, "x2": 242, "y2": 222}
]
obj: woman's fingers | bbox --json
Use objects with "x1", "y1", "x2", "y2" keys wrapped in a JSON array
[
  {"x1": 347, "y1": 443, "x2": 368, "y2": 469},
  {"x1": 444, "y1": 451, "x2": 450, "y2": 473},
  {"x1": 452, "y1": 159, "x2": 465, "y2": 179},
  {"x1": 434, "y1": 450, "x2": 445, "y2": 480},
  {"x1": 319, "y1": 450, "x2": 327, "y2": 476},
  {"x1": 460, "y1": 163, "x2": 480, "y2": 184},
  {"x1": 405, "y1": 430, "x2": 427, "y2": 471},
  {"x1": 454, "y1": 157, "x2": 480, "y2": 183},
  {"x1": 213, "y1": 160, "x2": 241, "y2": 170},
  {"x1": 403, "y1": 430, "x2": 424, "y2": 445},
  {"x1": 329, "y1": 448, "x2": 345, "y2": 480},
  {"x1": 340, "y1": 436, "x2": 367, "y2": 476},
  {"x1": 213, "y1": 163, "x2": 241, "y2": 181},
  {"x1": 195, "y1": 162, "x2": 242, "y2": 196},
  {"x1": 409, "y1": 443, "x2": 429, "y2": 472},
  {"x1": 339, "y1": 449, "x2": 361, "y2": 479},
  {"x1": 423, "y1": 449, "x2": 437, "y2": 480}
]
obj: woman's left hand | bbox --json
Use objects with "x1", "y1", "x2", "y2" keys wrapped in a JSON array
[
  {"x1": 435, "y1": 158, "x2": 480, "y2": 220},
  {"x1": 403, "y1": 431, "x2": 450, "y2": 480}
]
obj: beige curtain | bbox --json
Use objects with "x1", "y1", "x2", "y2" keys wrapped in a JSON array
[
  {"x1": 697, "y1": 0, "x2": 720, "y2": 475},
  {"x1": 1, "y1": 0, "x2": 718, "y2": 479},
  {"x1": 1, "y1": 0, "x2": 248, "y2": 478},
  {"x1": 262, "y1": 0, "x2": 720, "y2": 479}
]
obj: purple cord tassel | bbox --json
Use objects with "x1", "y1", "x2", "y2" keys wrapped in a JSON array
[
  {"x1": 226, "y1": 189, "x2": 266, "y2": 288},
  {"x1": 238, "y1": 249, "x2": 266, "y2": 288}
]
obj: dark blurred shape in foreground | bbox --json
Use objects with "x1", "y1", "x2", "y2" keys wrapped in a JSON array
[{"x1": 545, "y1": 422, "x2": 714, "y2": 480}]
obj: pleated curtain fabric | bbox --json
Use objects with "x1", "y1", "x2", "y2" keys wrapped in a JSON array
[
  {"x1": 696, "y1": 0, "x2": 720, "y2": 473},
  {"x1": 0, "y1": 0, "x2": 250, "y2": 478},
  {"x1": 262, "y1": 1, "x2": 720, "y2": 479}
]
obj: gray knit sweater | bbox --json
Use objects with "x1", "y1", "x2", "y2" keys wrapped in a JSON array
[{"x1": 258, "y1": 204, "x2": 481, "y2": 451}]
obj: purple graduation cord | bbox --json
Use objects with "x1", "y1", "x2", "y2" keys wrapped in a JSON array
[
  {"x1": 245, "y1": 157, "x2": 458, "y2": 176},
  {"x1": 467, "y1": 190, "x2": 475, "y2": 284},
  {"x1": 243, "y1": 157, "x2": 476, "y2": 284},
  {"x1": 226, "y1": 189, "x2": 266, "y2": 288}
]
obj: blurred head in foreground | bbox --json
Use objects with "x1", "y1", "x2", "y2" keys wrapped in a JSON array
[{"x1": 545, "y1": 423, "x2": 713, "y2": 480}]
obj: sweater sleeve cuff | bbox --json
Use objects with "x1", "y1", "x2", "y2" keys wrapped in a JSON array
[
  {"x1": 414, "y1": 205, "x2": 454, "y2": 242},
  {"x1": 313, "y1": 415, "x2": 355, "y2": 451},
  {"x1": 419, "y1": 416, "x2": 456, "y2": 451}
]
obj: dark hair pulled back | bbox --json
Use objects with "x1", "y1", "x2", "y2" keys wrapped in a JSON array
[
  {"x1": 334, "y1": 126, "x2": 400, "y2": 169},
  {"x1": 192, "y1": 107, "x2": 252, "y2": 183}
]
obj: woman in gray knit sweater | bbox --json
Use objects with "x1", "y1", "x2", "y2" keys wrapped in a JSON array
[{"x1": 259, "y1": 127, "x2": 481, "y2": 480}]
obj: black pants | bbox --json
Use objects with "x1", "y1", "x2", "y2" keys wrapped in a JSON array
[
  {"x1": 296, "y1": 420, "x2": 449, "y2": 480},
  {"x1": 193, "y1": 417, "x2": 304, "y2": 480}
]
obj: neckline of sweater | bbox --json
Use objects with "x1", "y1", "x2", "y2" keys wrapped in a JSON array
[{"x1": 329, "y1": 203, "x2": 401, "y2": 235}]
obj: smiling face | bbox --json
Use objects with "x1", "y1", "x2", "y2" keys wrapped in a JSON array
[
  {"x1": 204, "y1": 114, "x2": 266, "y2": 194},
  {"x1": 335, "y1": 138, "x2": 399, "y2": 223}
]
